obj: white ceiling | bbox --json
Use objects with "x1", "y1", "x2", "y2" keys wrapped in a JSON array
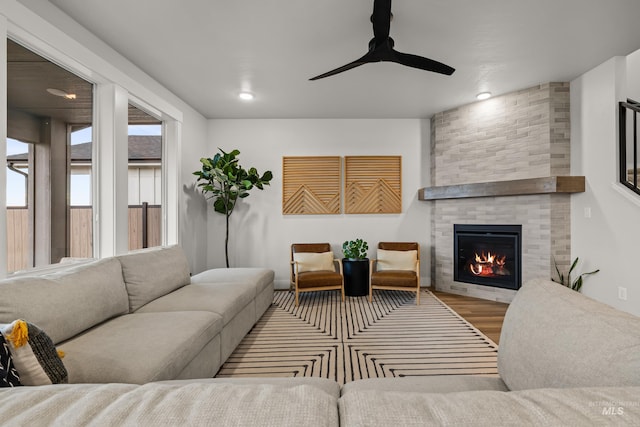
[{"x1": 41, "y1": 0, "x2": 640, "y2": 119}]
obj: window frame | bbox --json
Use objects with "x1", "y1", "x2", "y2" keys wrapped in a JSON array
[
  {"x1": 1, "y1": 9, "x2": 182, "y2": 276},
  {"x1": 619, "y1": 99, "x2": 640, "y2": 196}
]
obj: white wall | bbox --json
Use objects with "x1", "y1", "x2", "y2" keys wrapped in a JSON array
[
  {"x1": 570, "y1": 54, "x2": 640, "y2": 316},
  {"x1": 179, "y1": 114, "x2": 209, "y2": 273},
  {"x1": 207, "y1": 119, "x2": 432, "y2": 289},
  {"x1": 627, "y1": 49, "x2": 640, "y2": 100}
]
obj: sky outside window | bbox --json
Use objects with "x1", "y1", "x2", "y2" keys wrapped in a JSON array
[
  {"x1": 6, "y1": 138, "x2": 29, "y2": 207},
  {"x1": 70, "y1": 127, "x2": 92, "y2": 206}
]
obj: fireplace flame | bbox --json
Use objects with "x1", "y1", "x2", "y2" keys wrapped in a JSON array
[
  {"x1": 469, "y1": 252, "x2": 510, "y2": 277},
  {"x1": 475, "y1": 252, "x2": 496, "y2": 264}
]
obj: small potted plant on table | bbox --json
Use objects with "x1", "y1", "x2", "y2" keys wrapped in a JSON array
[{"x1": 342, "y1": 239, "x2": 369, "y2": 296}]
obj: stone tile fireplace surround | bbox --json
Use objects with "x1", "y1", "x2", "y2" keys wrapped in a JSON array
[{"x1": 428, "y1": 83, "x2": 572, "y2": 303}]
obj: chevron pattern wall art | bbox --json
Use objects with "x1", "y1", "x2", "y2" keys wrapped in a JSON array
[
  {"x1": 282, "y1": 156, "x2": 341, "y2": 214},
  {"x1": 345, "y1": 156, "x2": 402, "y2": 214}
]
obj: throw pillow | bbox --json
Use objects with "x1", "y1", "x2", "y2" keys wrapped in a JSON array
[
  {"x1": 293, "y1": 251, "x2": 335, "y2": 273},
  {"x1": 0, "y1": 320, "x2": 68, "y2": 385},
  {"x1": 377, "y1": 249, "x2": 418, "y2": 271},
  {"x1": 0, "y1": 334, "x2": 21, "y2": 387}
]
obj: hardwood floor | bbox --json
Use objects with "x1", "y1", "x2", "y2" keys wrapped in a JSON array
[{"x1": 430, "y1": 289, "x2": 509, "y2": 344}]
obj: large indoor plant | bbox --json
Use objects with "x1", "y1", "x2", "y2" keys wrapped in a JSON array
[
  {"x1": 342, "y1": 239, "x2": 369, "y2": 296},
  {"x1": 194, "y1": 148, "x2": 273, "y2": 267}
]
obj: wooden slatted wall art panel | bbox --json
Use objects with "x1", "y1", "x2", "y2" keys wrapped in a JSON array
[
  {"x1": 282, "y1": 156, "x2": 341, "y2": 214},
  {"x1": 345, "y1": 156, "x2": 402, "y2": 214}
]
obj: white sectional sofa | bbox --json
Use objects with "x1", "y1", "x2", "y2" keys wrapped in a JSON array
[
  {"x1": 0, "y1": 245, "x2": 274, "y2": 384},
  {"x1": 1, "y1": 253, "x2": 639, "y2": 426},
  {"x1": 337, "y1": 278, "x2": 640, "y2": 425}
]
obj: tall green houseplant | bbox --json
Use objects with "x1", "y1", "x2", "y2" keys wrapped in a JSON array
[{"x1": 194, "y1": 148, "x2": 273, "y2": 267}]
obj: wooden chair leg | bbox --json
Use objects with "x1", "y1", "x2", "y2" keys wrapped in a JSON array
[
  {"x1": 416, "y1": 287, "x2": 420, "y2": 305},
  {"x1": 295, "y1": 289, "x2": 299, "y2": 307}
]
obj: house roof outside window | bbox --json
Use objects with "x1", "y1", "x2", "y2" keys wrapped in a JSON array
[{"x1": 6, "y1": 135, "x2": 161, "y2": 164}]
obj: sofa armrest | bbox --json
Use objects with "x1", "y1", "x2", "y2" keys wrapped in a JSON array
[{"x1": 498, "y1": 278, "x2": 640, "y2": 390}]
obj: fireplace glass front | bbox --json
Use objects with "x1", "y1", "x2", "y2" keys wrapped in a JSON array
[{"x1": 454, "y1": 224, "x2": 522, "y2": 290}]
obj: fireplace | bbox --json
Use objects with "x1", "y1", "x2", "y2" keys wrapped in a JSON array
[{"x1": 454, "y1": 224, "x2": 522, "y2": 290}]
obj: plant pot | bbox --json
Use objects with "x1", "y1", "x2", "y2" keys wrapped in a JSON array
[{"x1": 343, "y1": 258, "x2": 369, "y2": 297}]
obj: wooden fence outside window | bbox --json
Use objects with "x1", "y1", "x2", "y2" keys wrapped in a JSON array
[{"x1": 6, "y1": 204, "x2": 161, "y2": 273}]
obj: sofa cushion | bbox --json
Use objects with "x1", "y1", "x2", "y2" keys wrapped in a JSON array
[
  {"x1": 117, "y1": 245, "x2": 191, "y2": 312},
  {"x1": 341, "y1": 376, "x2": 508, "y2": 396},
  {"x1": 190, "y1": 267, "x2": 274, "y2": 297},
  {"x1": 0, "y1": 335, "x2": 21, "y2": 387},
  {"x1": 9, "y1": 258, "x2": 95, "y2": 276},
  {"x1": 0, "y1": 258, "x2": 129, "y2": 344},
  {"x1": 370, "y1": 270, "x2": 417, "y2": 287},
  {"x1": 58, "y1": 311, "x2": 223, "y2": 384},
  {"x1": 293, "y1": 252, "x2": 335, "y2": 273},
  {"x1": 135, "y1": 282, "x2": 255, "y2": 325},
  {"x1": 0, "y1": 320, "x2": 67, "y2": 385},
  {"x1": 376, "y1": 249, "x2": 417, "y2": 271},
  {"x1": 498, "y1": 278, "x2": 640, "y2": 390},
  {"x1": 0, "y1": 382, "x2": 340, "y2": 427},
  {"x1": 338, "y1": 386, "x2": 640, "y2": 426},
  {"x1": 296, "y1": 271, "x2": 343, "y2": 288},
  {"x1": 157, "y1": 377, "x2": 341, "y2": 398}
]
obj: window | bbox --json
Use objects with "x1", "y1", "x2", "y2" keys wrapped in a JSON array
[
  {"x1": 6, "y1": 138, "x2": 29, "y2": 207},
  {"x1": 69, "y1": 125, "x2": 93, "y2": 258},
  {"x1": 128, "y1": 104, "x2": 163, "y2": 250},
  {"x1": 619, "y1": 99, "x2": 640, "y2": 196},
  {"x1": 6, "y1": 39, "x2": 94, "y2": 270},
  {"x1": 5, "y1": 138, "x2": 31, "y2": 272},
  {"x1": 4, "y1": 32, "x2": 180, "y2": 276}
]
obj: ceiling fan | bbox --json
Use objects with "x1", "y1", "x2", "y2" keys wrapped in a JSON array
[{"x1": 310, "y1": 0, "x2": 455, "y2": 81}]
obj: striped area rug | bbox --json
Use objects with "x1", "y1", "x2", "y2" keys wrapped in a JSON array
[{"x1": 216, "y1": 289, "x2": 498, "y2": 385}]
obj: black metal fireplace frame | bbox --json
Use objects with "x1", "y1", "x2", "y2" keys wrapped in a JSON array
[{"x1": 453, "y1": 224, "x2": 522, "y2": 290}]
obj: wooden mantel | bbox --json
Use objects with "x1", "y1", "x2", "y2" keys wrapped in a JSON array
[{"x1": 418, "y1": 176, "x2": 585, "y2": 201}]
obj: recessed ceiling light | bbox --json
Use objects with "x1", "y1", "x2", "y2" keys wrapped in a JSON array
[
  {"x1": 238, "y1": 91, "x2": 255, "y2": 101},
  {"x1": 46, "y1": 88, "x2": 76, "y2": 99},
  {"x1": 476, "y1": 92, "x2": 492, "y2": 101}
]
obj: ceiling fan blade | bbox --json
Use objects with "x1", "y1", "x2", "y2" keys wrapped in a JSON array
[
  {"x1": 309, "y1": 0, "x2": 456, "y2": 81},
  {"x1": 371, "y1": 0, "x2": 392, "y2": 42},
  {"x1": 309, "y1": 53, "x2": 374, "y2": 81},
  {"x1": 392, "y1": 50, "x2": 455, "y2": 75},
  {"x1": 309, "y1": 61, "x2": 366, "y2": 81}
]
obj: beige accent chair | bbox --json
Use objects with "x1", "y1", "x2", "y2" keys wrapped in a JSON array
[
  {"x1": 369, "y1": 242, "x2": 421, "y2": 304},
  {"x1": 290, "y1": 243, "x2": 345, "y2": 306}
]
